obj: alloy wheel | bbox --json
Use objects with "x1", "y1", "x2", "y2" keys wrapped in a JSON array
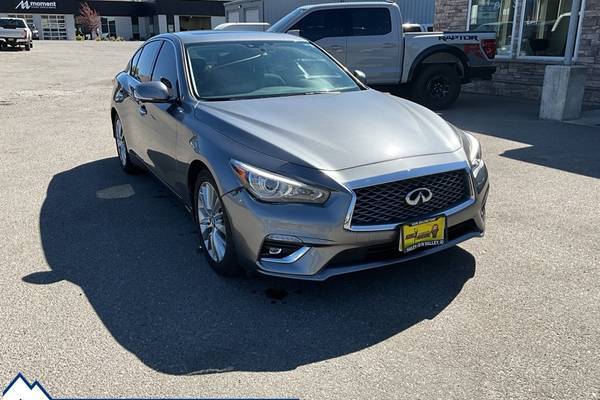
[
  {"x1": 115, "y1": 119, "x2": 127, "y2": 166},
  {"x1": 197, "y1": 182, "x2": 227, "y2": 262},
  {"x1": 428, "y1": 76, "x2": 451, "y2": 99}
]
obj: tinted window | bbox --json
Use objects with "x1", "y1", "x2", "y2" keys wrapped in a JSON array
[
  {"x1": 129, "y1": 48, "x2": 142, "y2": 77},
  {"x1": 349, "y1": 8, "x2": 391, "y2": 36},
  {"x1": 135, "y1": 41, "x2": 162, "y2": 82},
  {"x1": 151, "y1": 41, "x2": 179, "y2": 97},
  {"x1": 290, "y1": 10, "x2": 346, "y2": 41}
]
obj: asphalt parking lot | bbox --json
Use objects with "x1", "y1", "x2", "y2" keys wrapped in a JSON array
[{"x1": 1, "y1": 41, "x2": 599, "y2": 399}]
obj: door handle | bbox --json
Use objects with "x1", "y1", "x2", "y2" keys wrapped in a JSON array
[{"x1": 138, "y1": 104, "x2": 147, "y2": 116}]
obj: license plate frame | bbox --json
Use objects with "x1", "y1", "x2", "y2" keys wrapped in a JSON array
[{"x1": 400, "y1": 215, "x2": 447, "y2": 253}]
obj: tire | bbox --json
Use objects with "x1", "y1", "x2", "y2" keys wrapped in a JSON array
[
  {"x1": 24, "y1": 43, "x2": 30, "y2": 51},
  {"x1": 194, "y1": 170, "x2": 243, "y2": 277},
  {"x1": 412, "y1": 64, "x2": 461, "y2": 110},
  {"x1": 30, "y1": 41, "x2": 33, "y2": 49},
  {"x1": 113, "y1": 114, "x2": 139, "y2": 174}
]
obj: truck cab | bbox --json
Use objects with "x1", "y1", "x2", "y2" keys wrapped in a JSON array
[{"x1": 268, "y1": 2, "x2": 497, "y2": 109}]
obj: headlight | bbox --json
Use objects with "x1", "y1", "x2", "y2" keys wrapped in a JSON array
[
  {"x1": 453, "y1": 126, "x2": 483, "y2": 175},
  {"x1": 231, "y1": 160, "x2": 330, "y2": 204}
]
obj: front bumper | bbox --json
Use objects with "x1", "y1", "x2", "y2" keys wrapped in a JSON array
[
  {"x1": 0, "y1": 38, "x2": 28, "y2": 44},
  {"x1": 222, "y1": 160, "x2": 489, "y2": 281}
]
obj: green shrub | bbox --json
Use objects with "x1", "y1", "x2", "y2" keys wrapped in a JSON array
[{"x1": 95, "y1": 36, "x2": 102, "y2": 41}]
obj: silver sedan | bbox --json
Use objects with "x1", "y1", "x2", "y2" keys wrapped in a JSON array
[{"x1": 110, "y1": 31, "x2": 489, "y2": 281}]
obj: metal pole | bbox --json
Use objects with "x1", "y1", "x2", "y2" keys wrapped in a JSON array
[{"x1": 564, "y1": 0, "x2": 583, "y2": 65}]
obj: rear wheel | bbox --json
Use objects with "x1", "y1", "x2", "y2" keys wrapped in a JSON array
[
  {"x1": 113, "y1": 115, "x2": 139, "y2": 174},
  {"x1": 412, "y1": 64, "x2": 461, "y2": 110},
  {"x1": 194, "y1": 170, "x2": 242, "y2": 277}
]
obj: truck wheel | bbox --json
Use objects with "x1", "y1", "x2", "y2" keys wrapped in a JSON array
[
  {"x1": 25, "y1": 43, "x2": 31, "y2": 51},
  {"x1": 412, "y1": 65, "x2": 461, "y2": 110}
]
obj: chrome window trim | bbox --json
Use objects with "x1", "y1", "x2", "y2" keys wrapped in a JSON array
[
  {"x1": 260, "y1": 246, "x2": 311, "y2": 264},
  {"x1": 342, "y1": 162, "x2": 475, "y2": 232}
]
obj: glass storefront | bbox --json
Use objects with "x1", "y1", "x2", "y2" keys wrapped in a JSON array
[
  {"x1": 468, "y1": 0, "x2": 515, "y2": 56},
  {"x1": 519, "y1": 0, "x2": 573, "y2": 57},
  {"x1": 468, "y1": 0, "x2": 583, "y2": 59}
]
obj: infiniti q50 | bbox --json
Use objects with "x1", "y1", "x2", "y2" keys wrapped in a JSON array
[{"x1": 110, "y1": 31, "x2": 489, "y2": 281}]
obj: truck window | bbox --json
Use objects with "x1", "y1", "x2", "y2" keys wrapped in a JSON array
[
  {"x1": 349, "y1": 8, "x2": 391, "y2": 36},
  {"x1": 290, "y1": 10, "x2": 346, "y2": 42}
]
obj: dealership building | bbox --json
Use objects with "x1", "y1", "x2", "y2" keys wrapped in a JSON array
[
  {"x1": 435, "y1": 0, "x2": 600, "y2": 106},
  {"x1": 0, "y1": 0, "x2": 227, "y2": 41}
]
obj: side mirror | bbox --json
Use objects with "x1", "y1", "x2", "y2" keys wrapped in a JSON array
[
  {"x1": 134, "y1": 81, "x2": 172, "y2": 103},
  {"x1": 353, "y1": 70, "x2": 367, "y2": 85},
  {"x1": 286, "y1": 29, "x2": 301, "y2": 37}
]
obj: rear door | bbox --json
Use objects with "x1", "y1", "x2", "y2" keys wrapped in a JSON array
[
  {"x1": 127, "y1": 40, "x2": 162, "y2": 169},
  {"x1": 144, "y1": 40, "x2": 181, "y2": 187},
  {"x1": 345, "y1": 7, "x2": 401, "y2": 84},
  {"x1": 289, "y1": 9, "x2": 348, "y2": 65}
]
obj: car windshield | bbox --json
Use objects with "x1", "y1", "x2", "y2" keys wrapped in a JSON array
[
  {"x1": 0, "y1": 18, "x2": 26, "y2": 28},
  {"x1": 186, "y1": 40, "x2": 361, "y2": 101}
]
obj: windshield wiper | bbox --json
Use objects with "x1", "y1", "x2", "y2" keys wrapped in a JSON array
[{"x1": 302, "y1": 91, "x2": 342, "y2": 95}]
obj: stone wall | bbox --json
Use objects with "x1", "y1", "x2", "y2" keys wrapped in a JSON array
[{"x1": 434, "y1": 0, "x2": 600, "y2": 106}]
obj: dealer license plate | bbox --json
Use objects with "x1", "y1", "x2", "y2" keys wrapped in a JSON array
[{"x1": 400, "y1": 215, "x2": 446, "y2": 253}]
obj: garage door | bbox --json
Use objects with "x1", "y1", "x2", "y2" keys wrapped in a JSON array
[{"x1": 41, "y1": 15, "x2": 67, "y2": 40}]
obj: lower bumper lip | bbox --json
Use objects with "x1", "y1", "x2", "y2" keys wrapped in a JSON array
[{"x1": 257, "y1": 229, "x2": 484, "y2": 281}]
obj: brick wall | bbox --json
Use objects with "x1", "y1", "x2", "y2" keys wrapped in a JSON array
[
  {"x1": 434, "y1": 0, "x2": 469, "y2": 31},
  {"x1": 434, "y1": 0, "x2": 600, "y2": 106}
]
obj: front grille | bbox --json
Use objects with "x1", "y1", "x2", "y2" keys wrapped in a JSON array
[{"x1": 350, "y1": 169, "x2": 471, "y2": 226}]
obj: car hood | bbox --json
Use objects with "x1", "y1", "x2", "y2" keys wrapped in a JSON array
[{"x1": 198, "y1": 89, "x2": 461, "y2": 171}]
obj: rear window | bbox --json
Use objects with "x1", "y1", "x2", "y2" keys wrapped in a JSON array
[{"x1": 0, "y1": 18, "x2": 26, "y2": 29}]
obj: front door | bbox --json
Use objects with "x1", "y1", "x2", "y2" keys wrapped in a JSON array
[{"x1": 289, "y1": 9, "x2": 348, "y2": 65}]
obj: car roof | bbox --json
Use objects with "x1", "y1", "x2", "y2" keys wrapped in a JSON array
[
  {"x1": 298, "y1": 1, "x2": 395, "y2": 10},
  {"x1": 161, "y1": 31, "x2": 307, "y2": 45}
]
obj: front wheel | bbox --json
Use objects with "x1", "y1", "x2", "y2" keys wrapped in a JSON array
[
  {"x1": 194, "y1": 170, "x2": 242, "y2": 277},
  {"x1": 24, "y1": 43, "x2": 31, "y2": 51},
  {"x1": 412, "y1": 65, "x2": 461, "y2": 110}
]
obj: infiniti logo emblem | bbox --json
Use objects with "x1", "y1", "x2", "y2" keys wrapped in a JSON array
[{"x1": 405, "y1": 188, "x2": 433, "y2": 206}]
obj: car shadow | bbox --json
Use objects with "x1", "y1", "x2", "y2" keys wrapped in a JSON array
[
  {"x1": 439, "y1": 93, "x2": 600, "y2": 179},
  {"x1": 31, "y1": 158, "x2": 476, "y2": 375}
]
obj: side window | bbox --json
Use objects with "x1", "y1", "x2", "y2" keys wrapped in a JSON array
[
  {"x1": 135, "y1": 40, "x2": 162, "y2": 82},
  {"x1": 290, "y1": 10, "x2": 346, "y2": 42},
  {"x1": 349, "y1": 8, "x2": 392, "y2": 36},
  {"x1": 151, "y1": 41, "x2": 179, "y2": 97},
  {"x1": 129, "y1": 48, "x2": 142, "y2": 79}
]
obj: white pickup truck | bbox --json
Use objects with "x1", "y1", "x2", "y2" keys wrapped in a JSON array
[
  {"x1": 267, "y1": 2, "x2": 497, "y2": 109},
  {"x1": 0, "y1": 17, "x2": 33, "y2": 51}
]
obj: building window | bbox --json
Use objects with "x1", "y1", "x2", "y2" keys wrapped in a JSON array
[
  {"x1": 179, "y1": 16, "x2": 211, "y2": 31},
  {"x1": 468, "y1": 0, "x2": 516, "y2": 56},
  {"x1": 518, "y1": 0, "x2": 579, "y2": 57},
  {"x1": 101, "y1": 17, "x2": 117, "y2": 38}
]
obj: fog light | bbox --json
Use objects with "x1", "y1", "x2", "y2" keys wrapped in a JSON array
[{"x1": 260, "y1": 235, "x2": 303, "y2": 260}]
